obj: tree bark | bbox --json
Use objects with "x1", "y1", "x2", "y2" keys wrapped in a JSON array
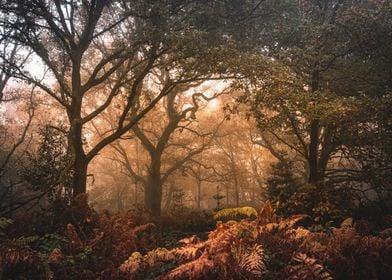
[
  {"x1": 144, "y1": 160, "x2": 162, "y2": 217},
  {"x1": 68, "y1": 104, "x2": 88, "y2": 196},
  {"x1": 68, "y1": 52, "x2": 89, "y2": 196},
  {"x1": 72, "y1": 154, "x2": 88, "y2": 196}
]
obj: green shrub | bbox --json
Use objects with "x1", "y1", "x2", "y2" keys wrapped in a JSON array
[{"x1": 214, "y1": 207, "x2": 258, "y2": 222}]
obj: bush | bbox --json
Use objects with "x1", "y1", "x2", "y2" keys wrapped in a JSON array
[
  {"x1": 214, "y1": 206, "x2": 258, "y2": 222},
  {"x1": 161, "y1": 208, "x2": 216, "y2": 233}
]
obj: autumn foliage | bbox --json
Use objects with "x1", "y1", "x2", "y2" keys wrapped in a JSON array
[{"x1": 1, "y1": 201, "x2": 392, "y2": 279}]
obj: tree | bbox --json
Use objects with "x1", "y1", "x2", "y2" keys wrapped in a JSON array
[
  {"x1": 244, "y1": 0, "x2": 392, "y2": 184},
  {"x1": 21, "y1": 125, "x2": 72, "y2": 201},
  {"x1": 209, "y1": 114, "x2": 266, "y2": 208},
  {"x1": 93, "y1": 79, "x2": 227, "y2": 216},
  {"x1": 240, "y1": 0, "x2": 392, "y2": 217},
  {"x1": 0, "y1": 32, "x2": 39, "y2": 214},
  {"x1": 184, "y1": 154, "x2": 218, "y2": 210},
  {"x1": 1, "y1": 0, "x2": 242, "y2": 199}
]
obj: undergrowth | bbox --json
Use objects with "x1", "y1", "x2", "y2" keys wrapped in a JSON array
[{"x1": 1, "y1": 202, "x2": 391, "y2": 279}]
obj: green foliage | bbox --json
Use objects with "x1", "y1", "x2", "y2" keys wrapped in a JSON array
[
  {"x1": 22, "y1": 125, "x2": 73, "y2": 202},
  {"x1": 240, "y1": 0, "x2": 392, "y2": 218},
  {"x1": 214, "y1": 206, "x2": 258, "y2": 222},
  {"x1": 267, "y1": 160, "x2": 354, "y2": 226},
  {"x1": 266, "y1": 160, "x2": 303, "y2": 215},
  {"x1": 35, "y1": 233, "x2": 69, "y2": 254}
]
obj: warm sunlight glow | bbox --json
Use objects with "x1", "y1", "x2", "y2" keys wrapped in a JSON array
[{"x1": 1, "y1": 1, "x2": 391, "y2": 278}]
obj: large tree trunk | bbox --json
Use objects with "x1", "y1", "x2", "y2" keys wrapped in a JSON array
[
  {"x1": 72, "y1": 153, "x2": 88, "y2": 196},
  {"x1": 69, "y1": 57, "x2": 88, "y2": 196},
  {"x1": 144, "y1": 161, "x2": 162, "y2": 217},
  {"x1": 68, "y1": 113, "x2": 88, "y2": 196}
]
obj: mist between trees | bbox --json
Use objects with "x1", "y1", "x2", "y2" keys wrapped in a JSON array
[{"x1": 1, "y1": 0, "x2": 391, "y2": 220}]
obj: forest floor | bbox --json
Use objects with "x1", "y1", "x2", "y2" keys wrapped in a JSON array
[{"x1": 1, "y1": 200, "x2": 391, "y2": 279}]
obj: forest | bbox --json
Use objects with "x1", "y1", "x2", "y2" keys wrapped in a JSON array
[{"x1": 0, "y1": 0, "x2": 391, "y2": 279}]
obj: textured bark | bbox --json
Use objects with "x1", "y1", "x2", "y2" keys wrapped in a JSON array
[
  {"x1": 69, "y1": 120, "x2": 88, "y2": 196},
  {"x1": 69, "y1": 55, "x2": 88, "y2": 196},
  {"x1": 144, "y1": 160, "x2": 163, "y2": 217}
]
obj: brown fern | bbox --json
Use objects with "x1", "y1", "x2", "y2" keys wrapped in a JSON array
[
  {"x1": 161, "y1": 252, "x2": 215, "y2": 280},
  {"x1": 172, "y1": 245, "x2": 203, "y2": 261},
  {"x1": 238, "y1": 244, "x2": 266, "y2": 278},
  {"x1": 144, "y1": 248, "x2": 175, "y2": 266},
  {"x1": 119, "y1": 251, "x2": 144, "y2": 274},
  {"x1": 287, "y1": 253, "x2": 333, "y2": 280},
  {"x1": 257, "y1": 200, "x2": 277, "y2": 225}
]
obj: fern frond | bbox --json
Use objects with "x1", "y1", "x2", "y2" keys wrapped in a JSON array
[
  {"x1": 144, "y1": 247, "x2": 175, "y2": 266},
  {"x1": 288, "y1": 253, "x2": 333, "y2": 280},
  {"x1": 12, "y1": 236, "x2": 39, "y2": 247},
  {"x1": 120, "y1": 248, "x2": 175, "y2": 275},
  {"x1": 238, "y1": 244, "x2": 266, "y2": 278},
  {"x1": 172, "y1": 246, "x2": 202, "y2": 261},
  {"x1": 283, "y1": 215, "x2": 308, "y2": 228},
  {"x1": 162, "y1": 253, "x2": 214, "y2": 280},
  {"x1": 257, "y1": 200, "x2": 277, "y2": 225},
  {"x1": 119, "y1": 251, "x2": 144, "y2": 274}
]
